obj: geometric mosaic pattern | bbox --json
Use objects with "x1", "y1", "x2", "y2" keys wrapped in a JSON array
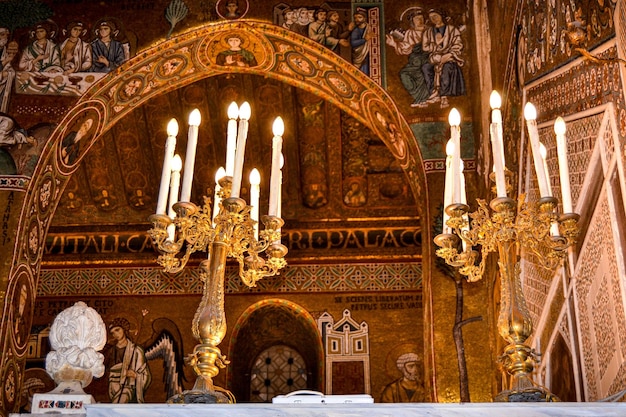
[
  {"x1": 527, "y1": 47, "x2": 623, "y2": 122},
  {"x1": 602, "y1": 113, "x2": 616, "y2": 165},
  {"x1": 423, "y1": 158, "x2": 476, "y2": 174},
  {"x1": 616, "y1": 2, "x2": 626, "y2": 108},
  {"x1": 592, "y1": 272, "x2": 616, "y2": 381},
  {"x1": 0, "y1": 176, "x2": 29, "y2": 191},
  {"x1": 38, "y1": 262, "x2": 422, "y2": 297},
  {"x1": 574, "y1": 189, "x2": 624, "y2": 400}
]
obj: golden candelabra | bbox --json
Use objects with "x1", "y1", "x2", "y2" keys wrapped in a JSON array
[
  {"x1": 148, "y1": 176, "x2": 287, "y2": 403},
  {"x1": 434, "y1": 177, "x2": 579, "y2": 401}
]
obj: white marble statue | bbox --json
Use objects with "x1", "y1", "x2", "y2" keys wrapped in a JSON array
[{"x1": 45, "y1": 301, "x2": 107, "y2": 390}]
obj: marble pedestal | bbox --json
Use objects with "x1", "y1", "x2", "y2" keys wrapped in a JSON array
[{"x1": 30, "y1": 381, "x2": 94, "y2": 414}]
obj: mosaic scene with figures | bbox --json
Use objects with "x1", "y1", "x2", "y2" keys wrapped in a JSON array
[{"x1": 0, "y1": 0, "x2": 626, "y2": 415}]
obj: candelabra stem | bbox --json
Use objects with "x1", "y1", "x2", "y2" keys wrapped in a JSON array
[
  {"x1": 494, "y1": 239, "x2": 558, "y2": 402},
  {"x1": 168, "y1": 240, "x2": 234, "y2": 404}
]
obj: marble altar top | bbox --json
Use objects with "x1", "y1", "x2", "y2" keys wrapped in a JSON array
[{"x1": 81, "y1": 402, "x2": 626, "y2": 417}]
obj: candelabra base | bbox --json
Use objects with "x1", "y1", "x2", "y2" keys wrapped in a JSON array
[
  {"x1": 494, "y1": 386, "x2": 559, "y2": 402},
  {"x1": 167, "y1": 377, "x2": 234, "y2": 404},
  {"x1": 167, "y1": 390, "x2": 231, "y2": 404}
]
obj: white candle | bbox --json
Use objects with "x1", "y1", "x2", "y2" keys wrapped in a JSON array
[
  {"x1": 277, "y1": 153, "x2": 284, "y2": 219},
  {"x1": 459, "y1": 159, "x2": 469, "y2": 251},
  {"x1": 460, "y1": 160, "x2": 467, "y2": 205},
  {"x1": 180, "y1": 109, "x2": 201, "y2": 202},
  {"x1": 442, "y1": 139, "x2": 454, "y2": 234},
  {"x1": 540, "y1": 143, "x2": 560, "y2": 236},
  {"x1": 167, "y1": 154, "x2": 182, "y2": 241},
  {"x1": 269, "y1": 117, "x2": 284, "y2": 216},
  {"x1": 226, "y1": 102, "x2": 238, "y2": 177},
  {"x1": 489, "y1": 91, "x2": 507, "y2": 197},
  {"x1": 156, "y1": 119, "x2": 178, "y2": 214},
  {"x1": 231, "y1": 102, "x2": 251, "y2": 198},
  {"x1": 448, "y1": 108, "x2": 462, "y2": 204},
  {"x1": 539, "y1": 143, "x2": 552, "y2": 196},
  {"x1": 554, "y1": 117, "x2": 573, "y2": 213},
  {"x1": 249, "y1": 168, "x2": 261, "y2": 240},
  {"x1": 524, "y1": 102, "x2": 551, "y2": 198},
  {"x1": 212, "y1": 166, "x2": 225, "y2": 222},
  {"x1": 274, "y1": 153, "x2": 285, "y2": 245}
]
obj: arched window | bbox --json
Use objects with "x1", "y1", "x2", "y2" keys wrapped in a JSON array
[{"x1": 249, "y1": 345, "x2": 308, "y2": 402}]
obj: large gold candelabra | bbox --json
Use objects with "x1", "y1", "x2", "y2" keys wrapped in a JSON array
[
  {"x1": 435, "y1": 192, "x2": 579, "y2": 401},
  {"x1": 148, "y1": 104, "x2": 288, "y2": 403},
  {"x1": 149, "y1": 178, "x2": 287, "y2": 403},
  {"x1": 435, "y1": 96, "x2": 580, "y2": 401}
]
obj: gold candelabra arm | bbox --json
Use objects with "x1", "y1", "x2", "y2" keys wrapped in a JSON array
[
  {"x1": 212, "y1": 198, "x2": 288, "y2": 287},
  {"x1": 433, "y1": 233, "x2": 486, "y2": 282},
  {"x1": 436, "y1": 193, "x2": 580, "y2": 283},
  {"x1": 147, "y1": 213, "x2": 189, "y2": 273},
  {"x1": 515, "y1": 197, "x2": 579, "y2": 270},
  {"x1": 558, "y1": 212, "x2": 580, "y2": 243},
  {"x1": 239, "y1": 242, "x2": 288, "y2": 287},
  {"x1": 485, "y1": 197, "x2": 518, "y2": 245},
  {"x1": 215, "y1": 197, "x2": 254, "y2": 259},
  {"x1": 216, "y1": 197, "x2": 248, "y2": 238},
  {"x1": 147, "y1": 213, "x2": 179, "y2": 251},
  {"x1": 217, "y1": 175, "x2": 233, "y2": 199},
  {"x1": 459, "y1": 246, "x2": 488, "y2": 282},
  {"x1": 176, "y1": 201, "x2": 217, "y2": 251},
  {"x1": 515, "y1": 197, "x2": 555, "y2": 242},
  {"x1": 148, "y1": 202, "x2": 218, "y2": 274},
  {"x1": 489, "y1": 168, "x2": 515, "y2": 196},
  {"x1": 257, "y1": 215, "x2": 283, "y2": 247},
  {"x1": 445, "y1": 202, "x2": 479, "y2": 248},
  {"x1": 435, "y1": 201, "x2": 503, "y2": 282},
  {"x1": 238, "y1": 216, "x2": 287, "y2": 287}
]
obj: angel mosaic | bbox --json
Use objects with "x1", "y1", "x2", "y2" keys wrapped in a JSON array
[{"x1": 103, "y1": 314, "x2": 186, "y2": 403}]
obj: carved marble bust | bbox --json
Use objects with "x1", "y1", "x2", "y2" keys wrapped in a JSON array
[{"x1": 45, "y1": 301, "x2": 107, "y2": 388}]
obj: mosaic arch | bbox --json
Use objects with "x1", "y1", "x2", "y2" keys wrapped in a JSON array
[
  {"x1": 226, "y1": 298, "x2": 324, "y2": 389},
  {"x1": 0, "y1": 20, "x2": 428, "y2": 412}
]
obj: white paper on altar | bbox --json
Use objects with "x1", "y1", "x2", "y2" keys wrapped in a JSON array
[{"x1": 272, "y1": 390, "x2": 373, "y2": 404}]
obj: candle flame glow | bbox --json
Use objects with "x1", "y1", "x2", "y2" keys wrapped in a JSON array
[
  {"x1": 171, "y1": 154, "x2": 182, "y2": 171},
  {"x1": 188, "y1": 109, "x2": 201, "y2": 126},
  {"x1": 554, "y1": 117, "x2": 566, "y2": 135},
  {"x1": 446, "y1": 139, "x2": 455, "y2": 156},
  {"x1": 524, "y1": 102, "x2": 537, "y2": 121},
  {"x1": 239, "y1": 102, "x2": 251, "y2": 120},
  {"x1": 228, "y1": 102, "x2": 239, "y2": 120},
  {"x1": 273, "y1": 117, "x2": 285, "y2": 137},
  {"x1": 167, "y1": 119, "x2": 179, "y2": 137},
  {"x1": 448, "y1": 108, "x2": 461, "y2": 127},
  {"x1": 215, "y1": 166, "x2": 225, "y2": 182},
  {"x1": 489, "y1": 91, "x2": 501, "y2": 109},
  {"x1": 249, "y1": 168, "x2": 261, "y2": 185}
]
